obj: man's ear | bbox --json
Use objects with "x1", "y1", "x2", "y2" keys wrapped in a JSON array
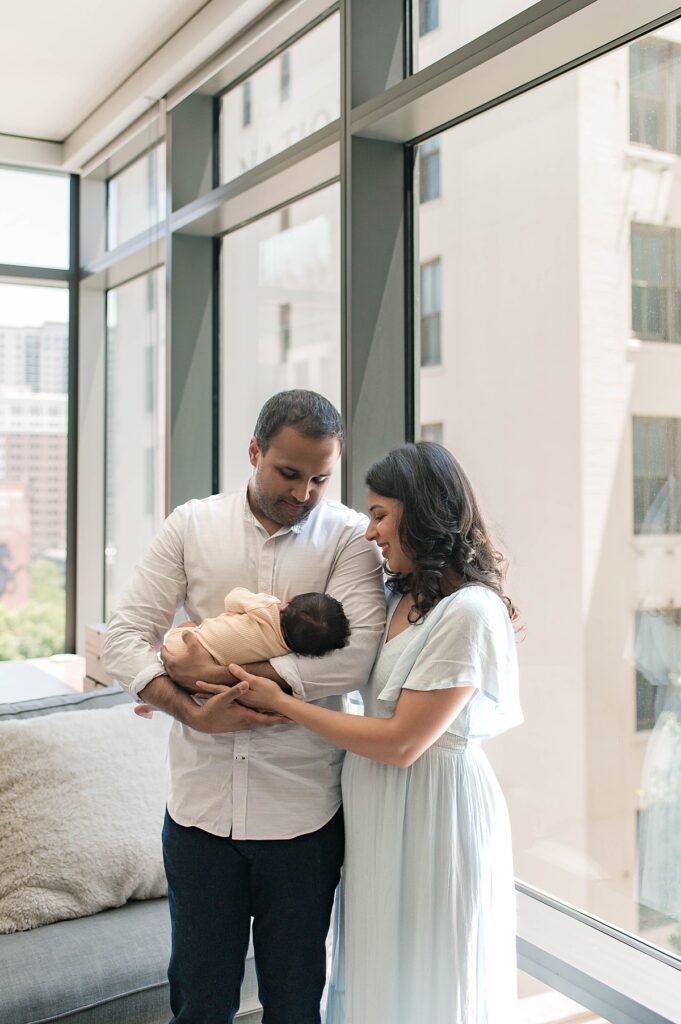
[{"x1": 248, "y1": 437, "x2": 260, "y2": 468}]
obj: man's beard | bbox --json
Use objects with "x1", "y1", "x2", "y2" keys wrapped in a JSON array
[{"x1": 250, "y1": 477, "x2": 312, "y2": 528}]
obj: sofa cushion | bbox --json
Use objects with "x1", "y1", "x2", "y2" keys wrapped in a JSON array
[
  {"x1": 0, "y1": 898, "x2": 171, "y2": 1024},
  {"x1": 0, "y1": 684, "x2": 133, "y2": 721},
  {"x1": 0, "y1": 705, "x2": 170, "y2": 934}
]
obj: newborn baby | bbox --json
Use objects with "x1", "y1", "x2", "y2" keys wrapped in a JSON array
[{"x1": 135, "y1": 587, "x2": 350, "y2": 717}]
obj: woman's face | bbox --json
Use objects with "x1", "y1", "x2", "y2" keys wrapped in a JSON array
[{"x1": 365, "y1": 489, "x2": 415, "y2": 575}]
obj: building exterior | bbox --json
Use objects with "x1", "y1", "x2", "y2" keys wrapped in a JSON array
[
  {"x1": 0, "y1": 321, "x2": 67, "y2": 393},
  {"x1": 417, "y1": 7, "x2": 681, "y2": 956},
  {"x1": 0, "y1": 389, "x2": 67, "y2": 561},
  {"x1": 0, "y1": 480, "x2": 31, "y2": 609}
]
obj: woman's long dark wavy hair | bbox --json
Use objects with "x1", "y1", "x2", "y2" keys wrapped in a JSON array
[{"x1": 365, "y1": 442, "x2": 519, "y2": 625}]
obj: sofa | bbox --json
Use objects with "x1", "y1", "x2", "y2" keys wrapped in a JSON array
[{"x1": 0, "y1": 684, "x2": 261, "y2": 1024}]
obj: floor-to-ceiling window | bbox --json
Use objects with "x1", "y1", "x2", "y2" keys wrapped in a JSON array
[
  {"x1": 0, "y1": 167, "x2": 70, "y2": 659},
  {"x1": 415, "y1": 20, "x2": 681, "y2": 971}
]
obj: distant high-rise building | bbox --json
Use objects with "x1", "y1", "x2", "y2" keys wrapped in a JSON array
[{"x1": 0, "y1": 391, "x2": 67, "y2": 558}]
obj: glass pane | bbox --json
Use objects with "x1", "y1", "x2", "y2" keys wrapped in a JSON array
[
  {"x1": 0, "y1": 167, "x2": 69, "y2": 268},
  {"x1": 630, "y1": 42, "x2": 666, "y2": 100},
  {"x1": 412, "y1": 0, "x2": 536, "y2": 72},
  {"x1": 221, "y1": 184, "x2": 341, "y2": 497},
  {"x1": 0, "y1": 283, "x2": 68, "y2": 659},
  {"x1": 648, "y1": 418, "x2": 668, "y2": 474},
  {"x1": 105, "y1": 267, "x2": 166, "y2": 617},
  {"x1": 631, "y1": 228, "x2": 646, "y2": 281},
  {"x1": 107, "y1": 144, "x2": 166, "y2": 250},
  {"x1": 421, "y1": 259, "x2": 441, "y2": 315},
  {"x1": 646, "y1": 232, "x2": 665, "y2": 281},
  {"x1": 419, "y1": 139, "x2": 441, "y2": 203},
  {"x1": 219, "y1": 13, "x2": 340, "y2": 185},
  {"x1": 645, "y1": 286, "x2": 665, "y2": 338},
  {"x1": 415, "y1": 23, "x2": 681, "y2": 960}
]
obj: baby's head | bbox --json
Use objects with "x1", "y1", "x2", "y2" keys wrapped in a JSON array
[{"x1": 280, "y1": 593, "x2": 351, "y2": 657}]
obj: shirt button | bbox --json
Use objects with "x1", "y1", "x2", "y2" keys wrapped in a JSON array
[{"x1": 235, "y1": 755, "x2": 247, "y2": 761}]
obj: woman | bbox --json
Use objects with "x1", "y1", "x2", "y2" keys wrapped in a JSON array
[{"x1": 199, "y1": 442, "x2": 522, "y2": 1023}]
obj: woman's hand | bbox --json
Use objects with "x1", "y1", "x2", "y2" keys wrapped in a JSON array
[
  {"x1": 232, "y1": 664, "x2": 292, "y2": 713},
  {"x1": 190, "y1": 680, "x2": 289, "y2": 733},
  {"x1": 162, "y1": 631, "x2": 235, "y2": 689},
  {"x1": 195, "y1": 665, "x2": 290, "y2": 715}
]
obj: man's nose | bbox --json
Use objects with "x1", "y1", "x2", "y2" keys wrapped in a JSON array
[{"x1": 291, "y1": 481, "x2": 312, "y2": 504}]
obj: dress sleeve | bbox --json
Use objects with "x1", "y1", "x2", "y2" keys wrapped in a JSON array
[{"x1": 402, "y1": 589, "x2": 522, "y2": 739}]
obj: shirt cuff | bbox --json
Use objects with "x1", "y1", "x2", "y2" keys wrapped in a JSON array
[
  {"x1": 129, "y1": 662, "x2": 168, "y2": 699},
  {"x1": 269, "y1": 653, "x2": 306, "y2": 699}
]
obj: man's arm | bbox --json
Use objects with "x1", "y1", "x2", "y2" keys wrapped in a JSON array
[
  {"x1": 160, "y1": 634, "x2": 293, "y2": 694},
  {"x1": 139, "y1": 674, "x2": 288, "y2": 732},
  {"x1": 270, "y1": 519, "x2": 385, "y2": 702},
  {"x1": 101, "y1": 506, "x2": 241, "y2": 697},
  {"x1": 102, "y1": 507, "x2": 189, "y2": 697}
]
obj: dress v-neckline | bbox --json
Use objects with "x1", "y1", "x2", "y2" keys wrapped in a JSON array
[{"x1": 383, "y1": 595, "x2": 415, "y2": 647}]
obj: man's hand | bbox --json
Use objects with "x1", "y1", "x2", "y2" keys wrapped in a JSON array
[
  {"x1": 196, "y1": 666, "x2": 289, "y2": 714},
  {"x1": 189, "y1": 681, "x2": 289, "y2": 733},
  {"x1": 161, "y1": 631, "x2": 236, "y2": 690}
]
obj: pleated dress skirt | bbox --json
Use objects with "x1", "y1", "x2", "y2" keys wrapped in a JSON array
[{"x1": 325, "y1": 733, "x2": 518, "y2": 1024}]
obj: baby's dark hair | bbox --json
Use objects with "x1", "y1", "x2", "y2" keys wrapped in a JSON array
[{"x1": 280, "y1": 593, "x2": 351, "y2": 657}]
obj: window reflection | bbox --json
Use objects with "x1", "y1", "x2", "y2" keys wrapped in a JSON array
[
  {"x1": 105, "y1": 268, "x2": 166, "y2": 617},
  {"x1": 221, "y1": 184, "x2": 341, "y2": 496},
  {"x1": 412, "y1": 0, "x2": 537, "y2": 72},
  {"x1": 416, "y1": 21, "x2": 681, "y2": 959},
  {"x1": 220, "y1": 14, "x2": 340, "y2": 185},
  {"x1": 107, "y1": 144, "x2": 166, "y2": 250}
]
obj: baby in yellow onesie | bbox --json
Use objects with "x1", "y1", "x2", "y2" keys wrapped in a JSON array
[{"x1": 134, "y1": 587, "x2": 350, "y2": 717}]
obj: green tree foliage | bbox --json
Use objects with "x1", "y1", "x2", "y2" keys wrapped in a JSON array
[{"x1": 0, "y1": 558, "x2": 65, "y2": 660}]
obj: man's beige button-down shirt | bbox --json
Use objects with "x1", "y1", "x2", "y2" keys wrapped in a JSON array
[{"x1": 102, "y1": 489, "x2": 385, "y2": 839}]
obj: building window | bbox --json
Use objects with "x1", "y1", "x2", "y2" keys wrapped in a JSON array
[
  {"x1": 280, "y1": 51, "x2": 291, "y2": 102},
  {"x1": 630, "y1": 223, "x2": 681, "y2": 343},
  {"x1": 279, "y1": 303, "x2": 291, "y2": 361},
  {"x1": 242, "y1": 79, "x2": 252, "y2": 127},
  {"x1": 421, "y1": 422, "x2": 443, "y2": 444},
  {"x1": 420, "y1": 259, "x2": 441, "y2": 366},
  {"x1": 633, "y1": 417, "x2": 681, "y2": 534},
  {"x1": 630, "y1": 40, "x2": 681, "y2": 153},
  {"x1": 145, "y1": 344, "x2": 155, "y2": 414},
  {"x1": 634, "y1": 610, "x2": 681, "y2": 731},
  {"x1": 145, "y1": 447, "x2": 155, "y2": 517},
  {"x1": 419, "y1": 139, "x2": 440, "y2": 203},
  {"x1": 419, "y1": 0, "x2": 439, "y2": 36}
]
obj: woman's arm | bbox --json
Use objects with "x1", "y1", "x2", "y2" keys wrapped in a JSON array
[{"x1": 195, "y1": 667, "x2": 475, "y2": 768}]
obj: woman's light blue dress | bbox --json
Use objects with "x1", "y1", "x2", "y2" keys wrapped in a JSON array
[{"x1": 326, "y1": 586, "x2": 523, "y2": 1024}]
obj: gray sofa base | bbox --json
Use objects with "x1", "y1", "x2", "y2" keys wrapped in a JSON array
[
  {"x1": 0, "y1": 899, "x2": 172, "y2": 1024},
  {"x1": 0, "y1": 897, "x2": 263, "y2": 1024}
]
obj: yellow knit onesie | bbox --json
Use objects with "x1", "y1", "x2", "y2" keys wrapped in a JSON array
[{"x1": 163, "y1": 587, "x2": 289, "y2": 665}]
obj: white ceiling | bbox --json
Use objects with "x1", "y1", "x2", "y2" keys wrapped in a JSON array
[{"x1": 0, "y1": 0, "x2": 212, "y2": 141}]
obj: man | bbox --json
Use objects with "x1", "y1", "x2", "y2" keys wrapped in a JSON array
[{"x1": 102, "y1": 389, "x2": 385, "y2": 1024}]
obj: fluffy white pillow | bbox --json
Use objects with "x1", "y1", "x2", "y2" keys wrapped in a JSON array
[{"x1": 0, "y1": 704, "x2": 171, "y2": 933}]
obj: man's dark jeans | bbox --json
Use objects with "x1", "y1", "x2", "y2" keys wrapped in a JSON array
[{"x1": 162, "y1": 808, "x2": 344, "y2": 1024}]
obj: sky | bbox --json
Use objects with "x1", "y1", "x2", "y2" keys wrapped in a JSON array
[{"x1": 0, "y1": 167, "x2": 70, "y2": 328}]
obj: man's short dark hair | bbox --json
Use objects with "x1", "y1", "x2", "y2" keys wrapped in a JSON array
[
  {"x1": 280, "y1": 593, "x2": 351, "y2": 657},
  {"x1": 253, "y1": 390, "x2": 344, "y2": 454}
]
